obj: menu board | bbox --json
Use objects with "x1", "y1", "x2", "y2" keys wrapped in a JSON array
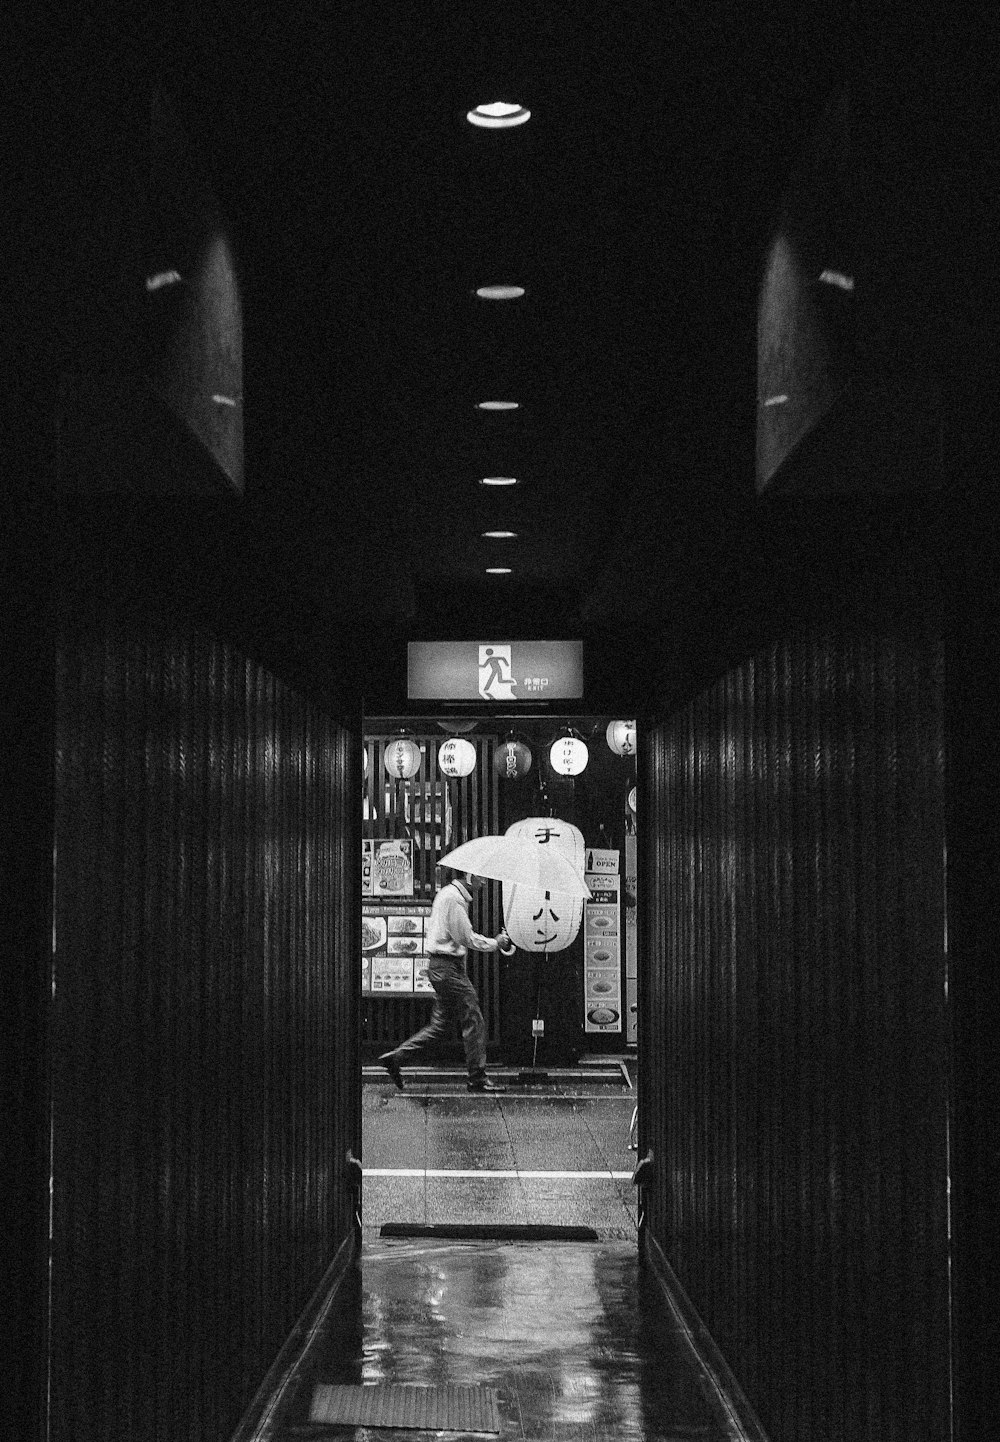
[
  {"x1": 583, "y1": 851, "x2": 622, "y2": 1033},
  {"x1": 362, "y1": 904, "x2": 433, "y2": 995},
  {"x1": 624, "y1": 833, "x2": 637, "y2": 1044}
]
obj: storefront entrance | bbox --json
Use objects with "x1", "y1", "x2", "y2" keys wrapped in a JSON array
[
  {"x1": 361, "y1": 713, "x2": 639, "y2": 1236},
  {"x1": 361, "y1": 715, "x2": 638, "y2": 1070}
]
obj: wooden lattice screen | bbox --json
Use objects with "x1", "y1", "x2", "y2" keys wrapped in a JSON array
[{"x1": 362, "y1": 733, "x2": 502, "y2": 1050}]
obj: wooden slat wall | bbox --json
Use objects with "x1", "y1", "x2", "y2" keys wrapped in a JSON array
[
  {"x1": 363, "y1": 733, "x2": 501, "y2": 1048},
  {"x1": 640, "y1": 602, "x2": 951, "y2": 1442},
  {"x1": 48, "y1": 603, "x2": 360, "y2": 1442}
]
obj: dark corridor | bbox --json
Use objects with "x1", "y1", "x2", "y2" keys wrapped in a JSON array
[
  {"x1": 6, "y1": 8, "x2": 997, "y2": 1442},
  {"x1": 244, "y1": 1071, "x2": 740, "y2": 1441}
]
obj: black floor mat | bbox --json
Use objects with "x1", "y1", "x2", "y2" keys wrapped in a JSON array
[
  {"x1": 379, "y1": 1222, "x2": 599, "y2": 1240},
  {"x1": 310, "y1": 1382, "x2": 500, "y2": 1433}
]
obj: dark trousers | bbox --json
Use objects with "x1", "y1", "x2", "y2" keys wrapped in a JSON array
[{"x1": 390, "y1": 954, "x2": 487, "y2": 1077}]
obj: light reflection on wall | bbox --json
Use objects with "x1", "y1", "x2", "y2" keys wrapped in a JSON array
[
  {"x1": 756, "y1": 89, "x2": 853, "y2": 493},
  {"x1": 155, "y1": 228, "x2": 243, "y2": 490},
  {"x1": 147, "y1": 90, "x2": 244, "y2": 493},
  {"x1": 757, "y1": 230, "x2": 840, "y2": 489}
]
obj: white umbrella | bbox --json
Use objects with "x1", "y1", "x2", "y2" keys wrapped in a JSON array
[{"x1": 439, "y1": 834, "x2": 591, "y2": 898}]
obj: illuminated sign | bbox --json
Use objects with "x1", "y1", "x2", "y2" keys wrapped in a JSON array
[{"x1": 408, "y1": 640, "x2": 584, "y2": 702}]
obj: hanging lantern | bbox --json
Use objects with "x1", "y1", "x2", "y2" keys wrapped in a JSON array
[
  {"x1": 549, "y1": 735, "x2": 588, "y2": 776},
  {"x1": 628, "y1": 785, "x2": 637, "y2": 814},
  {"x1": 383, "y1": 737, "x2": 422, "y2": 779},
  {"x1": 606, "y1": 719, "x2": 636, "y2": 756},
  {"x1": 501, "y1": 817, "x2": 585, "y2": 952},
  {"x1": 438, "y1": 737, "x2": 477, "y2": 777},
  {"x1": 494, "y1": 738, "x2": 532, "y2": 780}
]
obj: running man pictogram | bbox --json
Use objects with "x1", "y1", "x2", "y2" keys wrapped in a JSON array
[{"x1": 478, "y1": 645, "x2": 517, "y2": 700}]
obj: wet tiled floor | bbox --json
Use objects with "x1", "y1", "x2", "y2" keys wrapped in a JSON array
[
  {"x1": 362, "y1": 1080, "x2": 639, "y2": 1239},
  {"x1": 255, "y1": 1080, "x2": 735, "y2": 1439},
  {"x1": 268, "y1": 1237, "x2": 737, "y2": 1440}
]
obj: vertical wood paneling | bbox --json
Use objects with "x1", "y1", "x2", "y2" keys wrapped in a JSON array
[
  {"x1": 49, "y1": 605, "x2": 359, "y2": 1442},
  {"x1": 641, "y1": 604, "x2": 950, "y2": 1442}
]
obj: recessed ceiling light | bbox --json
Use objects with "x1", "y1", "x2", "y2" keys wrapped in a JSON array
[
  {"x1": 476, "y1": 401, "x2": 519, "y2": 411},
  {"x1": 480, "y1": 477, "x2": 518, "y2": 486},
  {"x1": 481, "y1": 530, "x2": 518, "y2": 539},
  {"x1": 818, "y1": 268, "x2": 854, "y2": 291},
  {"x1": 485, "y1": 567, "x2": 513, "y2": 574},
  {"x1": 145, "y1": 270, "x2": 183, "y2": 291},
  {"x1": 476, "y1": 285, "x2": 525, "y2": 300},
  {"x1": 466, "y1": 102, "x2": 530, "y2": 129}
]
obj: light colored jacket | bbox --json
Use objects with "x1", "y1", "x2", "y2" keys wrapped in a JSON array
[{"x1": 425, "y1": 880, "x2": 499, "y2": 961}]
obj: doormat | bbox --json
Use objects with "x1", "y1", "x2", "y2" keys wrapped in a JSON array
[
  {"x1": 380, "y1": 1222, "x2": 598, "y2": 1240},
  {"x1": 310, "y1": 1382, "x2": 500, "y2": 1433}
]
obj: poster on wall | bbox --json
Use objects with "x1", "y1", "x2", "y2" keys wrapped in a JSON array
[
  {"x1": 584, "y1": 850, "x2": 622, "y2": 1033},
  {"x1": 371, "y1": 839, "x2": 414, "y2": 898},
  {"x1": 585, "y1": 847, "x2": 619, "y2": 875},
  {"x1": 362, "y1": 904, "x2": 433, "y2": 993}
]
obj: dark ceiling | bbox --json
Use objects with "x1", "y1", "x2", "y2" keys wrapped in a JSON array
[{"x1": 153, "y1": 4, "x2": 847, "y2": 659}]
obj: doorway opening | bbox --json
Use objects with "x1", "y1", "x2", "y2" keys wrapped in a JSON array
[{"x1": 360, "y1": 712, "x2": 639, "y2": 1240}]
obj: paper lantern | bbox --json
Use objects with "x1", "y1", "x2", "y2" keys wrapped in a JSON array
[
  {"x1": 494, "y1": 739, "x2": 532, "y2": 780},
  {"x1": 628, "y1": 786, "x2": 637, "y2": 814},
  {"x1": 501, "y1": 818, "x2": 585, "y2": 953},
  {"x1": 606, "y1": 719, "x2": 636, "y2": 756},
  {"x1": 438, "y1": 737, "x2": 476, "y2": 777},
  {"x1": 383, "y1": 737, "x2": 421, "y2": 779},
  {"x1": 549, "y1": 735, "x2": 588, "y2": 776}
]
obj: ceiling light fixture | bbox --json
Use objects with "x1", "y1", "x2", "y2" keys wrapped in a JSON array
[
  {"x1": 818, "y1": 268, "x2": 854, "y2": 291},
  {"x1": 476, "y1": 285, "x2": 525, "y2": 300},
  {"x1": 486, "y1": 567, "x2": 512, "y2": 574},
  {"x1": 476, "y1": 401, "x2": 519, "y2": 411},
  {"x1": 480, "y1": 476, "x2": 518, "y2": 487},
  {"x1": 481, "y1": 530, "x2": 517, "y2": 539},
  {"x1": 145, "y1": 270, "x2": 183, "y2": 291},
  {"x1": 466, "y1": 102, "x2": 531, "y2": 129}
]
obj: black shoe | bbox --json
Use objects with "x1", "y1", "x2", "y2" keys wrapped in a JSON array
[
  {"x1": 379, "y1": 1052, "x2": 404, "y2": 1091},
  {"x1": 467, "y1": 1076, "x2": 507, "y2": 1093}
]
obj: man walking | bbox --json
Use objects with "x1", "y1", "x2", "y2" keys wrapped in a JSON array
[{"x1": 379, "y1": 871, "x2": 514, "y2": 1092}]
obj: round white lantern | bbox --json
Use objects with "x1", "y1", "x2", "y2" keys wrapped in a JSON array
[
  {"x1": 438, "y1": 737, "x2": 477, "y2": 777},
  {"x1": 628, "y1": 785, "x2": 637, "y2": 814},
  {"x1": 549, "y1": 735, "x2": 589, "y2": 776},
  {"x1": 383, "y1": 737, "x2": 422, "y2": 779},
  {"x1": 606, "y1": 719, "x2": 636, "y2": 756}
]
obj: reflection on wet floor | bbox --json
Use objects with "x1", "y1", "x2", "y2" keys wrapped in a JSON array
[
  {"x1": 257, "y1": 1085, "x2": 735, "y2": 1440},
  {"x1": 362, "y1": 1084, "x2": 639, "y2": 1240},
  {"x1": 270, "y1": 1239, "x2": 736, "y2": 1441}
]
